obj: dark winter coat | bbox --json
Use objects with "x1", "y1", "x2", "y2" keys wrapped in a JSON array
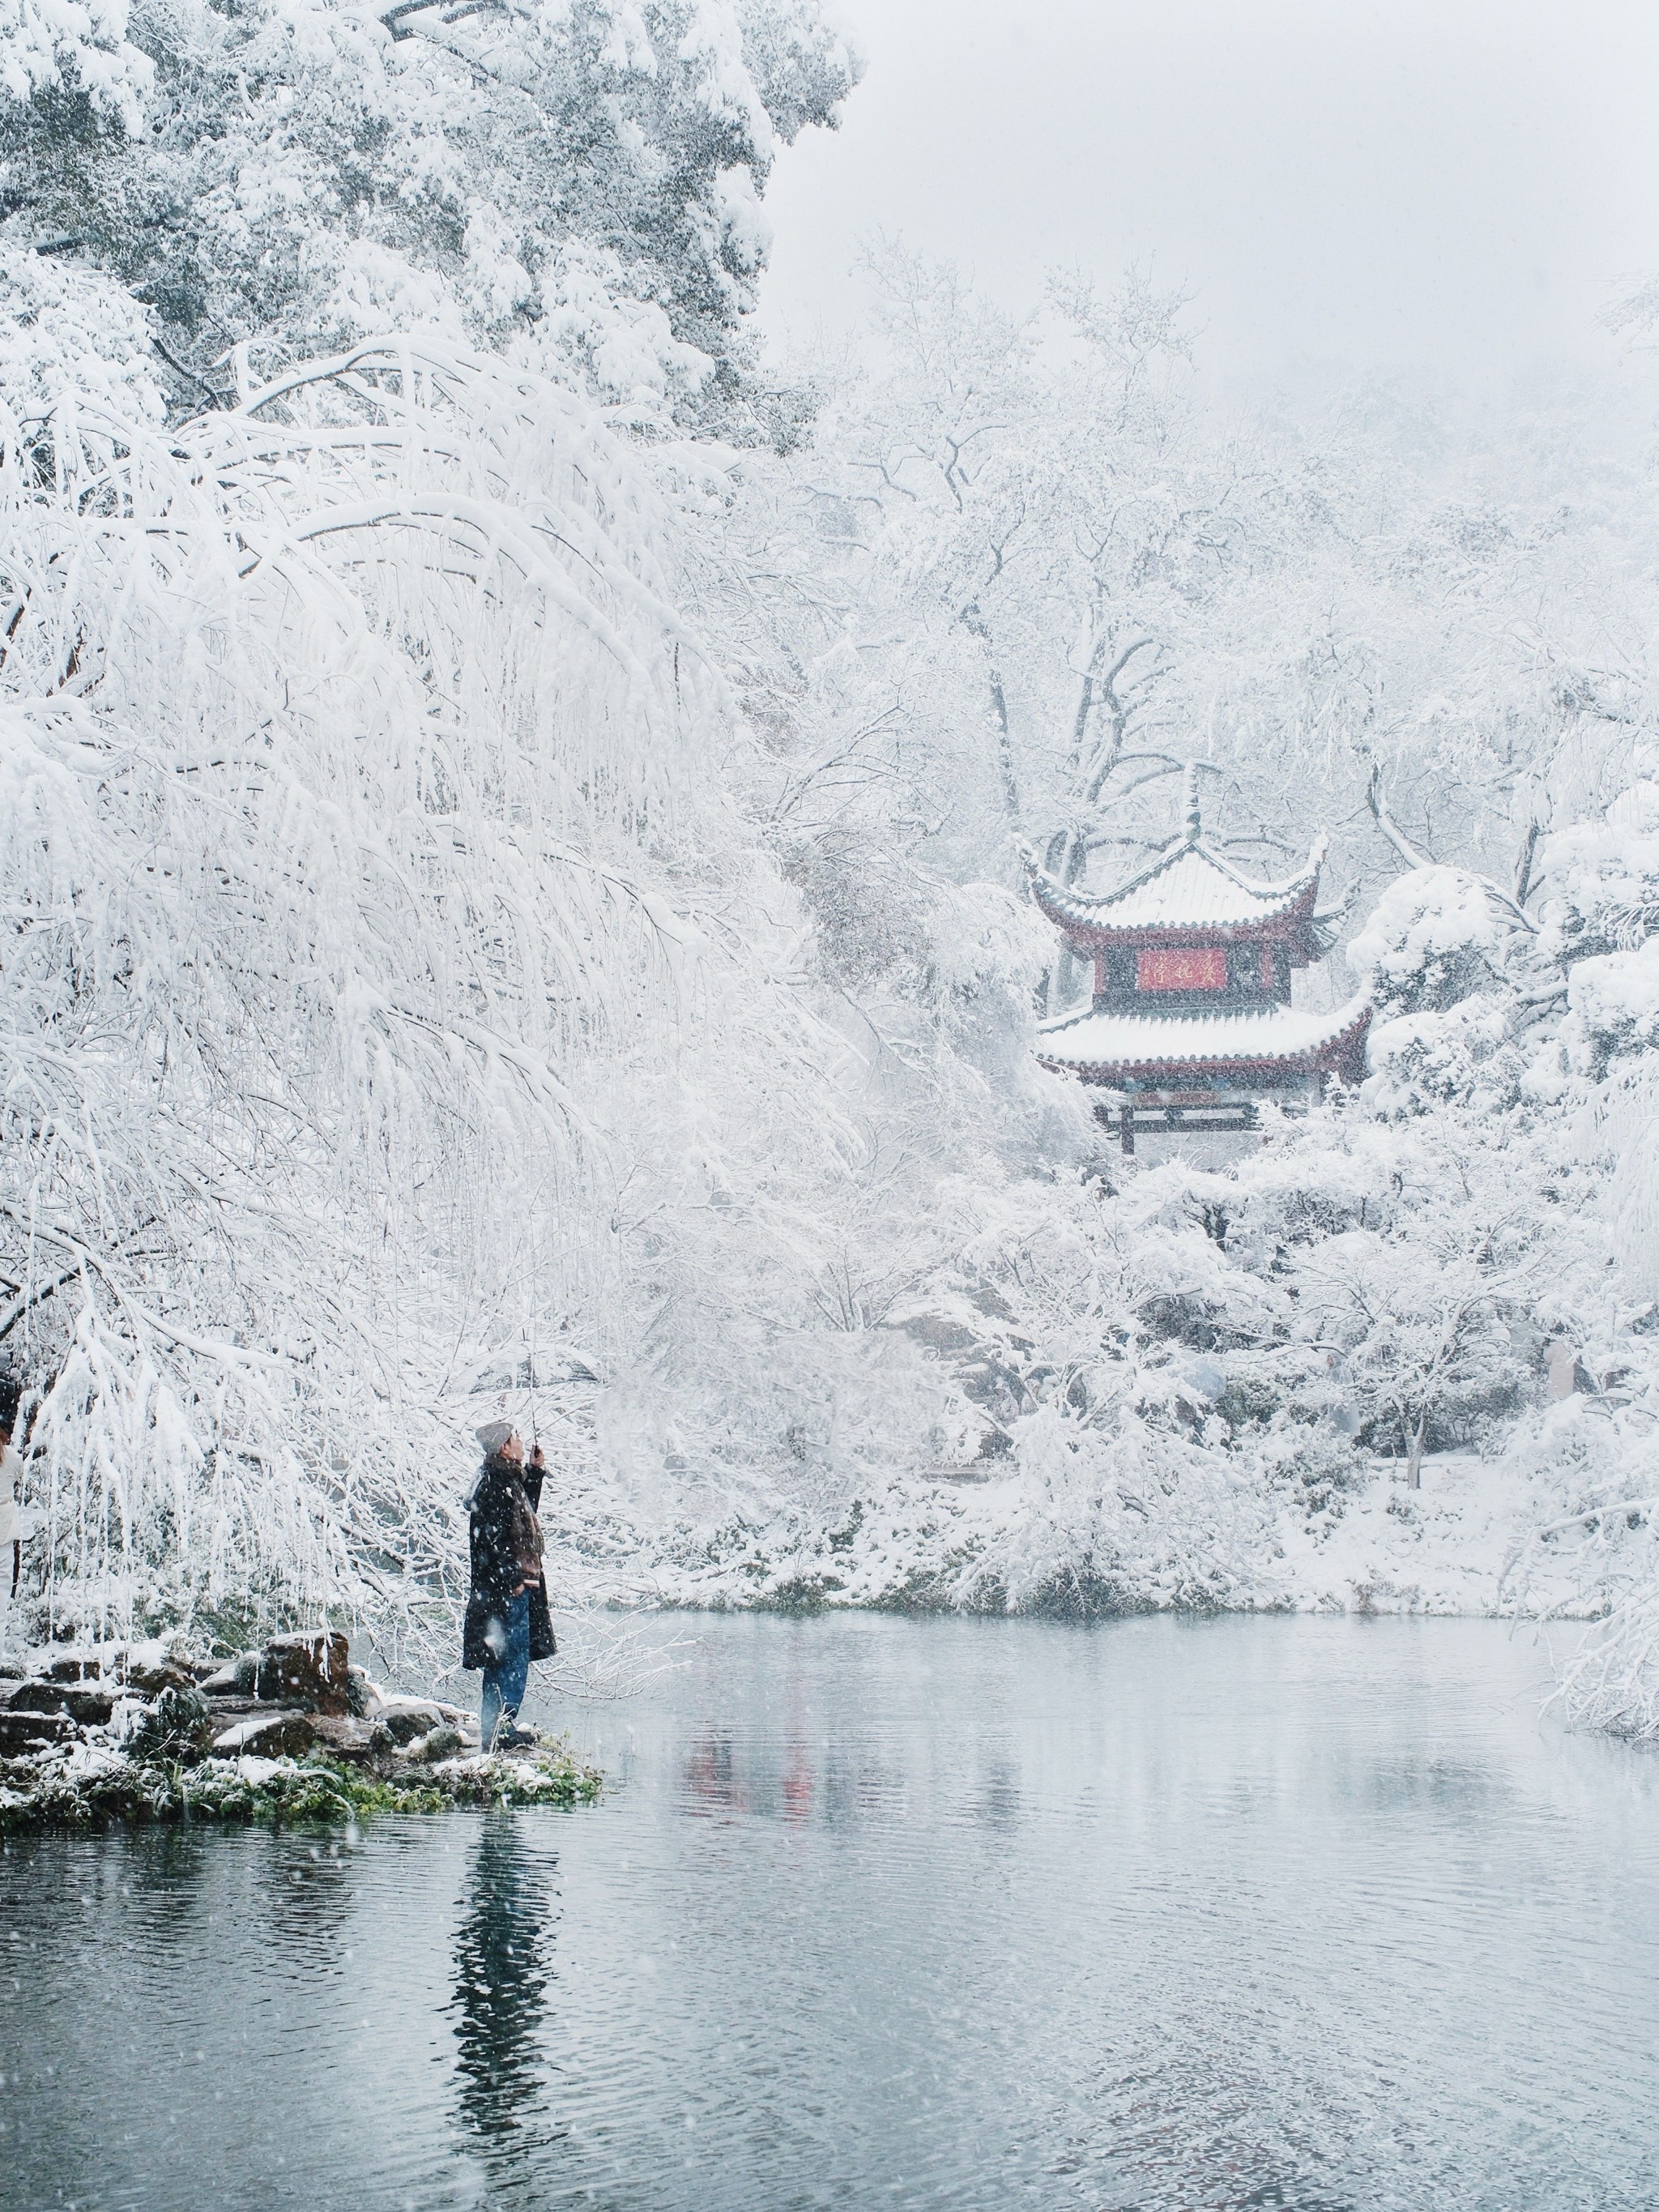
[{"x1": 462, "y1": 1454, "x2": 557, "y2": 1671}]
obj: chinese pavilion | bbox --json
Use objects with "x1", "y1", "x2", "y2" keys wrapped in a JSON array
[{"x1": 1030, "y1": 775, "x2": 1370, "y2": 1151}]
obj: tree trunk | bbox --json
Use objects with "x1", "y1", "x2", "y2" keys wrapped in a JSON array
[
  {"x1": 957, "y1": 600, "x2": 1020, "y2": 831},
  {"x1": 1405, "y1": 1407, "x2": 1428, "y2": 1489}
]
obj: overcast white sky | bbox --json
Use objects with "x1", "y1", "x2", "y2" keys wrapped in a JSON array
[{"x1": 757, "y1": 0, "x2": 1659, "y2": 389}]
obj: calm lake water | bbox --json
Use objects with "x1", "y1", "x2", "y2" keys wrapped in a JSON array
[{"x1": 3, "y1": 1615, "x2": 1657, "y2": 2212}]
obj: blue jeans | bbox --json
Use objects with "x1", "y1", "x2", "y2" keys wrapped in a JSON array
[{"x1": 480, "y1": 1589, "x2": 531, "y2": 1748}]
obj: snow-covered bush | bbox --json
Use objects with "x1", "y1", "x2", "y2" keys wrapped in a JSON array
[
  {"x1": 1348, "y1": 865, "x2": 1521, "y2": 1017},
  {"x1": 1540, "y1": 777, "x2": 1659, "y2": 965},
  {"x1": 1502, "y1": 1392, "x2": 1659, "y2": 1740},
  {"x1": 0, "y1": 251, "x2": 164, "y2": 436},
  {"x1": 0, "y1": 0, "x2": 151, "y2": 130},
  {"x1": 1344, "y1": 865, "x2": 1556, "y2": 1115}
]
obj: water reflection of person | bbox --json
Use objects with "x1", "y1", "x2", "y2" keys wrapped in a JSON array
[{"x1": 450, "y1": 1813, "x2": 559, "y2": 2155}]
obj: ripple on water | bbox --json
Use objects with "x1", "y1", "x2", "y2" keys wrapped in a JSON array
[{"x1": 2, "y1": 1615, "x2": 1657, "y2": 2212}]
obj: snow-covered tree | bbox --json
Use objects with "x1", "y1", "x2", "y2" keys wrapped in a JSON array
[
  {"x1": 0, "y1": 332, "x2": 1001, "y2": 1648},
  {"x1": 0, "y1": 0, "x2": 859, "y2": 426}
]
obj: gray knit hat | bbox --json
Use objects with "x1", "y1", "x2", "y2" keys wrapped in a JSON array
[{"x1": 476, "y1": 1420, "x2": 515, "y2": 1457}]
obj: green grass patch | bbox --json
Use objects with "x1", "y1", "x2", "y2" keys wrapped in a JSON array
[{"x1": 0, "y1": 1738, "x2": 603, "y2": 1834}]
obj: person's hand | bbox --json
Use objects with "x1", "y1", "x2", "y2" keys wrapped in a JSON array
[{"x1": 531, "y1": 1444, "x2": 546, "y2": 1471}]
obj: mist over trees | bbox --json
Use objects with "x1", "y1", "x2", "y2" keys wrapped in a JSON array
[{"x1": 5, "y1": 2, "x2": 1659, "y2": 1732}]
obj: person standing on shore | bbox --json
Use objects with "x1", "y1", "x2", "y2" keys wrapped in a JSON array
[
  {"x1": 0, "y1": 1380, "x2": 27, "y2": 1657},
  {"x1": 463, "y1": 1423, "x2": 556, "y2": 1750}
]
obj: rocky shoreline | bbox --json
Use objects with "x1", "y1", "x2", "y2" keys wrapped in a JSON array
[{"x1": 0, "y1": 1629, "x2": 602, "y2": 1831}]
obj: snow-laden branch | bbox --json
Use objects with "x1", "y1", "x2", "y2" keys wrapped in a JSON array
[{"x1": 0, "y1": 336, "x2": 855, "y2": 1642}]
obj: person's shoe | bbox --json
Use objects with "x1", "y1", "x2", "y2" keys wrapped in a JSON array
[{"x1": 495, "y1": 1724, "x2": 539, "y2": 1751}]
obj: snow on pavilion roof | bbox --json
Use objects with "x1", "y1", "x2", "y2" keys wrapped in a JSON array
[
  {"x1": 1028, "y1": 783, "x2": 1325, "y2": 942},
  {"x1": 1035, "y1": 995, "x2": 1371, "y2": 1080}
]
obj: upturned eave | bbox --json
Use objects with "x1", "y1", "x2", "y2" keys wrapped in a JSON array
[
  {"x1": 1034, "y1": 997, "x2": 1371, "y2": 1087},
  {"x1": 1025, "y1": 839, "x2": 1325, "y2": 949}
]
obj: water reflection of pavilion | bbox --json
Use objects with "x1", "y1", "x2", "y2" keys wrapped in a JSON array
[{"x1": 680, "y1": 1725, "x2": 919, "y2": 1829}]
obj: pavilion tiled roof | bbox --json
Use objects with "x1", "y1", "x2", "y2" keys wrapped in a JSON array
[
  {"x1": 1027, "y1": 777, "x2": 1326, "y2": 941},
  {"x1": 1032, "y1": 841, "x2": 1323, "y2": 934},
  {"x1": 1035, "y1": 995, "x2": 1372, "y2": 1081}
]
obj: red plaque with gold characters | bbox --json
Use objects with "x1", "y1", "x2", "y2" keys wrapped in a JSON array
[{"x1": 1137, "y1": 946, "x2": 1227, "y2": 992}]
